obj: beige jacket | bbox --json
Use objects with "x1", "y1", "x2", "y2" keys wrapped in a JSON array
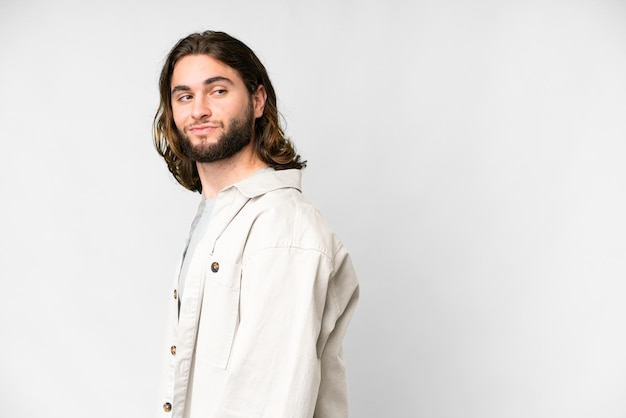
[{"x1": 158, "y1": 169, "x2": 359, "y2": 418}]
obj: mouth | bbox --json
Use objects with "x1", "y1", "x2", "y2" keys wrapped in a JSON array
[{"x1": 188, "y1": 124, "x2": 219, "y2": 136}]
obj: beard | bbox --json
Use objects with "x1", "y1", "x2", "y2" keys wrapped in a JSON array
[{"x1": 179, "y1": 104, "x2": 254, "y2": 163}]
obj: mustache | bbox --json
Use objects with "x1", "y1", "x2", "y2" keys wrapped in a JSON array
[{"x1": 187, "y1": 120, "x2": 224, "y2": 130}]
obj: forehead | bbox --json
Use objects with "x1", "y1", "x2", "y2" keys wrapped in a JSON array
[{"x1": 171, "y1": 54, "x2": 241, "y2": 87}]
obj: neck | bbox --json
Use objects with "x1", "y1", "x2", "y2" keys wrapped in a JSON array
[{"x1": 196, "y1": 142, "x2": 268, "y2": 199}]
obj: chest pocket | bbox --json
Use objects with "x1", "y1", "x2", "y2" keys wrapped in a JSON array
[{"x1": 195, "y1": 259, "x2": 242, "y2": 370}]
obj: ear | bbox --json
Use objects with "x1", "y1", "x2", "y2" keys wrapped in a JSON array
[{"x1": 252, "y1": 85, "x2": 267, "y2": 119}]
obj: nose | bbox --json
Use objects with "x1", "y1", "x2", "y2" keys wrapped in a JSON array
[{"x1": 191, "y1": 94, "x2": 211, "y2": 120}]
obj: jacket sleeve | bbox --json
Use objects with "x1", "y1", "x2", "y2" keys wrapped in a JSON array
[
  {"x1": 210, "y1": 244, "x2": 359, "y2": 417},
  {"x1": 314, "y1": 248, "x2": 360, "y2": 417}
]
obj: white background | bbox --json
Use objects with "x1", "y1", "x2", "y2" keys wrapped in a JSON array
[{"x1": 1, "y1": 0, "x2": 626, "y2": 417}]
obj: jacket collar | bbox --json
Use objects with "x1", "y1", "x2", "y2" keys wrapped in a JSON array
[
  {"x1": 199, "y1": 168, "x2": 302, "y2": 255},
  {"x1": 227, "y1": 168, "x2": 302, "y2": 199}
]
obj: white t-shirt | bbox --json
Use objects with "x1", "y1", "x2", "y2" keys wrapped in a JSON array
[{"x1": 178, "y1": 198, "x2": 215, "y2": 301}]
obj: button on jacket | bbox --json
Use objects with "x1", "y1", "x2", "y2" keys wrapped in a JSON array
[{"x1": 158, "y1": 169, "x2": 360, "y2": 418}]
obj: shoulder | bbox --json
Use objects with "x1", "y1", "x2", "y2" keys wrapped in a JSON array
[{"x1": 245, "y1": 186, "x2": 344, "y2": 260}]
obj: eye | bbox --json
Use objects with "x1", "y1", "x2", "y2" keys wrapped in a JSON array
[
  {"x1": 212, "y1": 88, "x2": 227, "y2": 96},
  {"x1": 177, "y1": 94, "x2": 193, "y2": 102}
]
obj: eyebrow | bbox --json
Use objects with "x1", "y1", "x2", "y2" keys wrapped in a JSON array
[{"x1": 171, "y1": 76, "x2": 235, "y2": 94}]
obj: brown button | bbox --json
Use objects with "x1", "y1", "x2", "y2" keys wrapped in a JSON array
[
  {"x1": 170, "y1": 346, "x2": 176, "y2": 355},
  {"x1": 211, "y1": 262, "x2": 219, "y2": 273},
  {"x1": 173, "y1": 289, "x2": 178, "y2": 299},
  {"x1": 163, "y1": 402, "x2": 172, "y2": 412}
]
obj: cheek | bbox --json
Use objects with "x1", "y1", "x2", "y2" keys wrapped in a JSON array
[{"x1": 171, "y1": 106, "x2": 187, "y2": 129}]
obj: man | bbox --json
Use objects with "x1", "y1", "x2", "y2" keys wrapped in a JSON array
[{"x1": 152, "y1": 30, "x2": 359, "y2": 418}]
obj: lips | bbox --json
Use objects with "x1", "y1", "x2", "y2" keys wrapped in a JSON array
[{"x1": 188, "y1": 124, "x2": 219, "y2": 135}]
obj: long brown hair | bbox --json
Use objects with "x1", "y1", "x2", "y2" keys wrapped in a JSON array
[{"x1": 153, "y1": 30, "x2": 306, "y2": 192}]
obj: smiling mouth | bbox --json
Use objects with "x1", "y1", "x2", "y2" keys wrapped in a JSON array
[{"x1": 188, "y1": 124, "x2": 219, "y2": 135}]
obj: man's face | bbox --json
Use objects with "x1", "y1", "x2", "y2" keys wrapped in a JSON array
[{"x1": 170, "y1": 54, "x2": 264, "y2": 162}]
